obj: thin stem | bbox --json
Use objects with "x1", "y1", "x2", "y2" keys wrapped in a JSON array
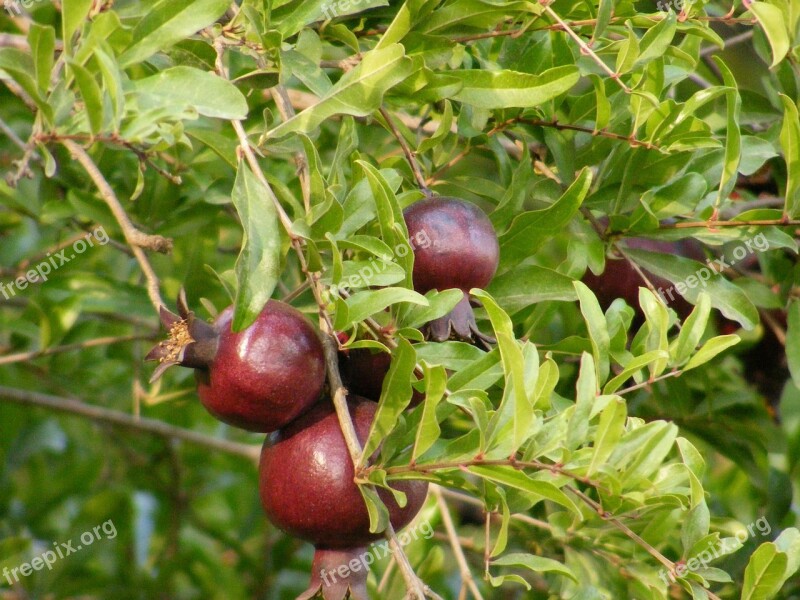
[
  {"x1": 272, "y1": 84, "x2": 312, "y2": 212},
  {"x1": 615, "y1": 369, "x2": 682, "y2": 395},
  {"x1": 0, "y1": 386, "x2": 261, "y2": 461},
  {"x1": 542, "y1": 4, "x2": 631, "y2": 94},
  {"x1": 60, "y1": 139, "x2": 169, "y2": 311},
  {"x1": 434, "y1": 487, "x2": 485, "y2": 600},
  {"x1": 660, "y1": 218, "x2": 800, "y2": 229},
  {"x1": 0, "y1": 334, "x2": 151, "y2": 366},
  {"x1": 380, "y1": 106, "x2": 429, "y2": 193}
]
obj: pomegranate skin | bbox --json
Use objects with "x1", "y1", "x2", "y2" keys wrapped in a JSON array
[
  {"x1": 582, "y1": 238, "x2": 703, "y2": 320},
  {"x1": 196, "y1": 301, "x2": 326, "y2": 432},
  {"x1": 340, "y1": 349, "x2": 425, "y2": 407},
  {"x1": 258, "y1": 397, "x2": 429, "y2": 549},
  {"x1": 403, "y1": 197, "x2": 499, "y2": 294}
]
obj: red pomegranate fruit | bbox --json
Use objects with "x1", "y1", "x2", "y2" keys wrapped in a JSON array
[
  {"x1": 339, "y1": 348, "x2": 424, "y2": 407},
  {"x1": 146, "y1": 290, "x2": 326, "y2": 432},
  {"x1": 582, "y1": 237, "x2": 704, "y2": 321},
  {"x1": 259, "y1": 396, "x2": 429, "y2": 600},
  {"x1": 403, "y1": 196, "x2": 499, "y2": 346}
]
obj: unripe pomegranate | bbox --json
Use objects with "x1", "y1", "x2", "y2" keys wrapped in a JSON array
[
  {"x1": 259, "y1": 396, "x2": 428, "y2": 600},
  {"x1": 403, "y1": 196, "x2": 499, "y2": 346},
  {"x1": 146, "y1": 290, "x2": 326, "y2": 432}
]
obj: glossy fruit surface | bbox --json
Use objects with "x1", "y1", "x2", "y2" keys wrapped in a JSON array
[
  {"x1": 403, "y1": 196, "x2": 499, "y2": 294},
  {"x1": 403, "y1": 196, "x2": 499, "y2": 345},
  {"x1": 196, "y1": 302, "x2": 326, "y2": 431},
  {"x1": 258, "y1": 396, "x2": 428, "y2": 549},
  {"x1": 147, "y1": 293, "x2": 325, "y2": 432}
]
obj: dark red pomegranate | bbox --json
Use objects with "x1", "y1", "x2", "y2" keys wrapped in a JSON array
[
  {"x1": 582, "y1": 237, "x2": 704, "y2": 321},
  {"x1": 403, "y1": 196, "x2": 499, "y2": 346},
  {"x1": 146, "y1": 290, "x2": 326, "y2": 432},
  {"x1": 340, "y1": 348, "x2": 424, "y2": 407},
  {"x1": 259, "y1": 396, "x2": 428, "y2": 600}
]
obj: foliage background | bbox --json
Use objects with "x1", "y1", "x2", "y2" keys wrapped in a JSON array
[{"x1": 1, "y1": 0, "x2": 800, "y2": 598}]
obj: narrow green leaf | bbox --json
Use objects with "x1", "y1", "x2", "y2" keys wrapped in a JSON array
[
  {"x1": 345, "y1": 288, "x2": 428, "y2": 325},
  {"x1": 411, "y1": 363, "x2": 446, "y2": 462},
  {"x1": 574, "y1": 281, "x2": 610, "y2": 385},
  {"x1": 359, "y1": 338, "x2": 417, "y2": 467},
  {"x1": 446, "y1": 66, "x2": 579, "y2": 109},
  {"x1": 741, "y1": 543, "x2": 788, "y2": 600},
  {"x1": 499, "y1": 168, "x2": 592, "y2": 269},
  {"x1": 134, "y1": 66, "x2": 248, "y2": 120},
  {"x1": 492, "y1": 553, "x2": 577, "y2": 582},
  {"x1": 68, "y1": 60, "x2": 103, "y2": 135},
  {"x1": 684, "y1": 335, "x2": 740, "y2": 371},
  {"x1": 670, "y1": 292, "x2": 711, "y2": 367},
  {"x1": 712, "y1": 57, "x2": 741, "y2": 210},
  {"x1": 749, "y1": 2, "x2": 791, "y2": 67},
  {"x1": 119, "y1": 0, "x2": 231, "y2": 67},
  {"x1": 786, "y1": 301, "x2": 800, "y2": 389},
  {"x1": 487, "y1": 266, "x2": 577, "y2": 315},
  {"x1": 469, "y1": 466, "x2": 581, "y2": 516},
  {"x1": 266, "y1": 44, "x2": 414, "y2": 139},
  {"x1": 229, "y1": 160, "x2": 282, "y2": 331},
  {"x1": 27, "y1": 24, "x2": 55, "y2": 93},
  {"x1": 568, "y1": 353, "x2": 597, "y2": 451},
  {"x1": 62, "y1": 0, "x2": 93, "y2": 54},
  {"x1": 588, "y1": 396, "x2": 626, "y2": 475},
  {"x1": 779, "y1": 94, "x2": 800, "y2": 218},
  {"x1": 603, "y1": 350, "x2": 669, "y2": 394}
]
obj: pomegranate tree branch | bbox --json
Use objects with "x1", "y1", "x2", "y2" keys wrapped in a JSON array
[
  {"x1": 659, "y1": 218, "x2": 800, "y2": 229},
  {"x1": 433, "y1": 487, "x2": 485, "y2": 600},
  {"x1": 541, "y1": 3, "x2": 631, "y2": 94},
  {"x1": 379, "y1": 106, "x2": 430, "y2": 193},
  {"x1": 0, "y1": 386, "x2": 261, "y2": 461},
  {"x1": 0, "y1": 334, "x2": 152, "y2": 366},
  {"x1": 60, "y1": 139, "x2": 169, "y2": 311},
  {"x1": 271, "y1": 84, "x2": 312, "y2": 212}
]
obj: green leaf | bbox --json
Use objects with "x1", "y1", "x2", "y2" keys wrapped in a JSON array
[
  {"x1": 359, "y1": 337, "x2": 417, "y2": 466},
  {"x1": 574, "y1": 282, "x2": 610, "y2": 385},
  {"x1": 681, "y1": 501, "x2": 710, "y2": 556},
  {"x1": 445, "y1": 66, "x2": 579, "y2": 109},
  {"x1": 749, "y1": 2, "x2": 790, "y2": 68},
  {"x1": 229, "y1": 160, "x2": 281, "y2": 331},
  {"x1": 62, "y1": 0, "x2": 93, "y2": 54},
  {"x1": 779, "y1": 94, "x2": 800, "y2": 218},
  {"x1": 266, "y1": 44, "x2": 414, "y2": 138},
  {"x1": 119, "y1": 0, "x2": 231, "y2": 67},
  {"x1": 68, "y1": 60, "x2": 104, "y2": 135},
  {"x1": 343, "y1": 288, "x2": 428, "y2": 326},
  {"x1": 492, "y1": 553, "x2": 577, "y2": 582},
  {"x1": 469, "y1": 466, "x2": 581, "y2": 516},
  {"x1": 634, "y1": 12, "x2": 677, "y2": 67},
  {"x1": 624, "y1": 248, "x2": 759, "y2": 329},
  {"x1": 27, "y1": 24, "x2": 55, "y2": 93},
  {"x1": 741, "y1": 543, "x2": 788, "y2": 600},
  {"x1": 587, "y1": 396, "x2": 626, "y2": 476},
  {"x1": 411, "y1": 363, "x2": 446, "y2": 462},
  {"x1": 603, "y1": 350, "x2": 669, "y2": 395},
  {"x1": 487, "y1": 266, "x2": 577, "y2": 314},
  {"x1": 274, "y1": 0, "x2": 389, "y2": 37},
  {"x1": 568, "y1": 353, "x2": 597, "y2": 450},
  {"x1": 359, "y1": 485, "x2": 390, "y2": 534},
  {"x1": 670, "y1": 293, "x2": 711, "y2": 367},
  {"x1": 684, "y1": 335, "x2": 740, "y2": 371},
  {"x1": 499, "y1": 168, "x2": 592, "y2": 269},
  {"x1": 713, "y1": 57, "x2": 741, "y2": 210},
  {"x1": 134, "y1": 67, "x2": 249, "y2": 120},
  {"x1": 787, "y1": 301, "x2": 800, "y2": 389}
]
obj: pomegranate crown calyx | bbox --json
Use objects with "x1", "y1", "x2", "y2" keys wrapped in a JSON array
[{"x1": 145, "y1": 289, "x2": 218, "y2": 383}]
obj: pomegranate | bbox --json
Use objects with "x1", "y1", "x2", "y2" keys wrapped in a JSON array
[
  {"x1": 146, "y1": 290, "x2": 326, "y2": 432},
  {"x1": 259, "y1": 396, "x2": 428, "y2": 599},
  {"x1": 403, "y1": 196, "x2": 499, "y2": 346},
  {"x1": 339, "y1": 348, "x2": 424, "y2": 407}
]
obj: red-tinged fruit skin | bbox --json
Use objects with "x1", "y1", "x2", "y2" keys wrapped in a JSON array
[
  {"x1": 146, "y1": 292, "x2": 326, "y2": 432},
  {"x1": 403, "y1": 196, "x2": 499, "y2": 345},
  {"x1": 340, "y1": 348, "x2": 425, "y2": 407},
  {"x1": 258, "y1": 396, "x2": 428, "y2": 548},
  {"x1": 196, "y1": 303, "x2": 326, "y2": 431},
  {"x1": 582, "y1": 237, "x2": 704, "y2": 320},
  {"x1": 259, "y1": 396, "x2": 429, "y2": 600}
]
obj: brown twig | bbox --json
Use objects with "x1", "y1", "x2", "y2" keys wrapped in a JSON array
[
  {"x1": 61, "y1": 140, "x2": 169, "y2": 311},
  {"x1": 379, "y1": 106, "x2": 430, "y2": 193},
  {"x1": 0, "y1": 334, "x2": 152, "y2": 366},
  {"x1": 434, "y1": 487, "x2": 485, "y2": 600},
  {"x1": 0, "y1": 386, "x2": 261, "y2": 461}
]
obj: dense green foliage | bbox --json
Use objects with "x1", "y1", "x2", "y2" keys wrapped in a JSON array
[{"x1": 2, "y1": 0, "x2": 800, "y2": 598}]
